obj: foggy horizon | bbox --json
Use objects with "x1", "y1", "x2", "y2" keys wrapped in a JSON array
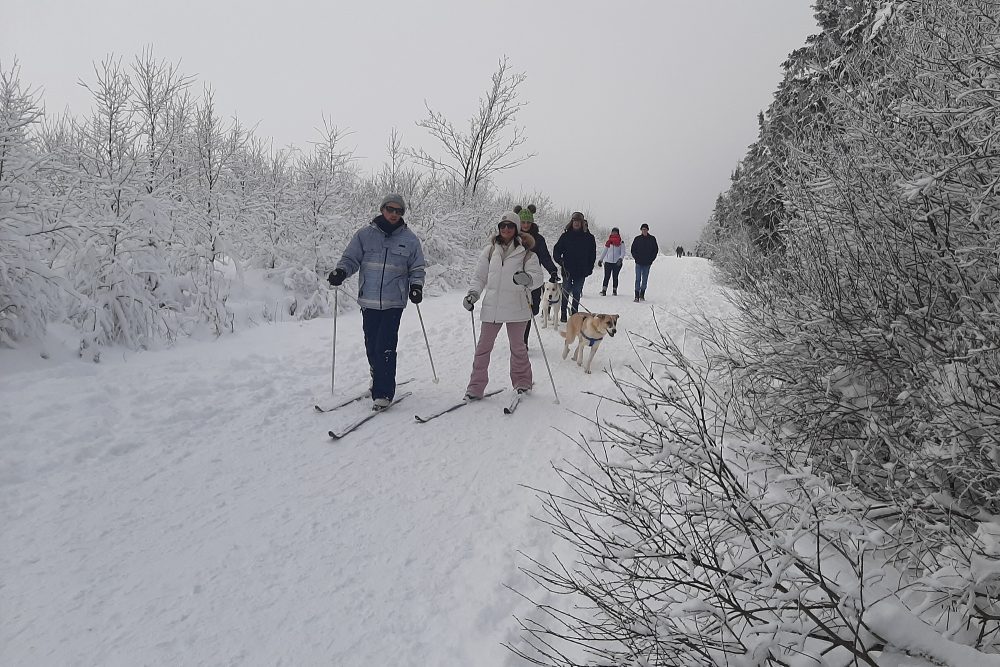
[{"x1": 2, "y1": 0, "x2": 819, "y2": 246}]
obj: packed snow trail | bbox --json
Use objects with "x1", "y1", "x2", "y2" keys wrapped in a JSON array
[{"x1": 1, "y1": 257, "x2": 731, "y2": 665}]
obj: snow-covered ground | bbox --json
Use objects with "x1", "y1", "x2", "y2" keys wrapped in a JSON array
[{"x1": 1, "y1": 257, "x2": 730, "y2": 666}]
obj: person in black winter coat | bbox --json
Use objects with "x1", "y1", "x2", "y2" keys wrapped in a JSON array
[
  {"x1": 630, "y1": 223, "x2": 659, "y2": 301},
  {"x1": 516, "y1": 205, "x2": 559, "y2": 345},
  {"x1": 552, "y1": 212, "x2": 597, "y2": 321}
]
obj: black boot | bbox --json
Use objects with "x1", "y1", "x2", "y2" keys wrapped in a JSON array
[
  {"x1": 600, "y1": 288, "x2": 607, "y2": 296},
  {"x1": 634, "y1": 291, "x2": 640, "y2": 302},
  {"x1": 639, "y1": 289, "x2": 646, "y2": 301}
]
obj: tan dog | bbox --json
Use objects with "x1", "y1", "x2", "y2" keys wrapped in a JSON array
[
  {"x1": 560, "y1": 312, "x2": 620, "y2": 374},
  {"x1": 541, "y1": 281, "x2": 562, "y2": 329}
]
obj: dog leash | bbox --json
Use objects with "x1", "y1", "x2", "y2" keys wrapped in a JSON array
[{"x1": 554, "y1": 281, "x2": 595, "y2": 315}]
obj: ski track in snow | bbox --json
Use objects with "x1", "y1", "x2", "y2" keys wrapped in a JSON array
[{"x1": 1, "y1": 258, "x2": 732, "y2": 666}]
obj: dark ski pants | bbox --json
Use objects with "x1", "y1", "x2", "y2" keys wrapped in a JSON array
[
  {"x1": 602, "y1": 262, "x2": 622, "y2": 290},
  {"x1": 362, "y1": 307, "x2": 404, "y2": 401},
  {"x1": 561, "y1": 275, "x2": 586, "y2": 319},
  {"x1": 524, "y1": 286, "x2": 542, "y2": 345}
]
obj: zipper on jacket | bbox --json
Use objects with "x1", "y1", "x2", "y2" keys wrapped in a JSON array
[{"x1": 379, "y1": 247, "x2": 388, "y2": 309}]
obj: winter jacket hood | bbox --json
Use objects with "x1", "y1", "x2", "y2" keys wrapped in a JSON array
[{"x1": 488, "y1": 231, "x2": 535, "y2": 252}]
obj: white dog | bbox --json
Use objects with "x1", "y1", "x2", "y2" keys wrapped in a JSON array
[{"x1": 540, "y1": 281, "x2": 562, "y2": 329}]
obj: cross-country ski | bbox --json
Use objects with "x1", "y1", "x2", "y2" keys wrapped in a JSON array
[
  {"x1": 314, "y1": 378, "x2": 414, "y2": 413},
  {"x1": 414, "y1": 388, "x2": 504, "y2": 423},
  {"x1": 327, "y1": 392, "x2": 412, "y2": 439}
]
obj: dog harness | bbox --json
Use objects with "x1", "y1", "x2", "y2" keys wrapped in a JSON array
[{"x1": 581, "y1": 332, "x2": 603, "y2": 347}]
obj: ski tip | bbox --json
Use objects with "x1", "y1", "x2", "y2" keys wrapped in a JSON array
[{"x1": 328, "y1": 430, "x2": 341, "y2": 439}]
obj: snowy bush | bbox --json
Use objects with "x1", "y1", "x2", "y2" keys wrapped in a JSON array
[
  {"x1": 519, "y1": 2, "x2": 1000, "y2": 663},
  {"x1": 0, "y1": 61, "x2": 61, "y2": 346},
  {"x1": 0, "y1": 50, "x2": 560, "y2": 352},
  {"x1": 712, "y1": 0, "x2": 1000, "y2": 521},
  {"x1": 515, "y1": 324, "x2": 1000, "y2": 665},
  {"x1": 282, "y1": 266, "x2": 330, "y2": 320}
]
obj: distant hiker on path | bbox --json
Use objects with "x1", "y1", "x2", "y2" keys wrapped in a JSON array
[
  {"x1": 676, "y1": 245, "x2": 684, "y2": 258},
  {"x1": 598, "y1": 226, "x2": 625, "y2": 296},
  {"x1": 327, "y1": 194, "x2": 425, "y2": 408},
  {"x1": 463, "y1": 212, "x2": 545, "y2": 399},
  {"x1": 630, "y1": 223, "x2": 659, "y2": 302}
]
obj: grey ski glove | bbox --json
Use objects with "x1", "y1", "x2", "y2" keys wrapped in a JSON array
[{"x1": 463, "y1": 291, "x2": 479, "y2": 311}]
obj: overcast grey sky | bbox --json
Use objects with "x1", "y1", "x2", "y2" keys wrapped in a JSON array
[{"x1": 3, "y1": 0, "x2": 817, "y2": 246}]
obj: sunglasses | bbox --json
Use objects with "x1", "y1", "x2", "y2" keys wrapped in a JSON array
[
  {"x1": 383, "y1": 205, "x2": 405, "y2": 215},
  {"x1": 498, "y1": 221, "x2": 517, "y2": 230}
]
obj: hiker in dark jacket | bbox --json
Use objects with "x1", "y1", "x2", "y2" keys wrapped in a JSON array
[
  {"x1": 552, "y1": 211, "x2": 597, "y2": 321},
  {"x1": 327, "y1": 193, "x2": 426, "y2": 408},
  {"x1": 516, "y1": 204, "x2": 559, "y2": 345},
  {"x1": 630, "y1": 223, "x2": 659, "y2": 302}
]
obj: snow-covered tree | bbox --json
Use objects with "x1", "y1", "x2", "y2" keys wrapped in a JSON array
[
  {"x1": 409, "y1": 56, "x2": 535, "y2": 203},
  {"x1": 68, "y1": 56, "x2": 179, "y2": 352},
  {"x1": 2, "y1": 50, "x2": 555, "y2": 345},
  {"x1": 525, "y1": 1, "x2": 1000, "y2": 663},
  {"x1": 0, "y1": 60, "x2": 60, "y2": 345}
]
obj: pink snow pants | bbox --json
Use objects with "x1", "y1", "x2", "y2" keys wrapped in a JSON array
[{"x1": 466, "y1": 321, "x2": 532, "y2": 398}]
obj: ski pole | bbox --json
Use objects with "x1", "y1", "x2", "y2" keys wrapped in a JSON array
[
  {"x1": 470, "y1": 308, "x2": 478, "y2": 349},
  {"x1": 525, "y1": 289, "x2": 560, "y2": 404},
  {"x1": 331, "y1": 286, "x2": 339, "y2": 394},
  {"x1": 415, "y1": 303, "x2": 439, "y2": 384}
]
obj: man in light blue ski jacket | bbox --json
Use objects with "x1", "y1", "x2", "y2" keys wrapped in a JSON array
[{"x1": 328, "y1": 194, "x2": 426, "y2": 408}]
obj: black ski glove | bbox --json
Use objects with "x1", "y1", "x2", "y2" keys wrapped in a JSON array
[
  {"x1": 328, "y1": 269, "x2": 346, "y2": 286},
  {"x1": 548, "y1": 271, "x2": 560, "y2": 284},
  {"x1": 408, "y1": 285, "x2": 423, "y2": 304}
]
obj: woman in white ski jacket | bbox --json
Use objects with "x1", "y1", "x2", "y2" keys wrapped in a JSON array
[
  {"x1": 598, "y1": 226, "x2": 625, "y2": 295},
  {"x1": 462, "y1": 212, "x2": 545, "y2": 399}
]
